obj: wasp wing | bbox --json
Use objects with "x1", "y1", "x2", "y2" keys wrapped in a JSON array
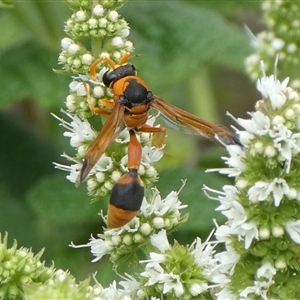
[
  {"x1": 75, "y1": 102, "x2": 125, "y2": 187},
  {"x1": 151, "y1": 96, "x2": 241, "y2": 147}
]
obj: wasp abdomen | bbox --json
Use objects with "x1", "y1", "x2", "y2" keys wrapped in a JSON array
[{"x1": 108, "y1": 169, "x2": 144, "y2": 228}]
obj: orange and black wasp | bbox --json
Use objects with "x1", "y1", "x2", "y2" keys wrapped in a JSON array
[{"x1": 76, "y1": 52, "x2": 241, "y2": 228}]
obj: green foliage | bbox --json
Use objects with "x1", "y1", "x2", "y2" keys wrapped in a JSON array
[
  {"x1": 122, "y1": 1, "x2": 251, "y2": 87},
  {"x1": 26, "y1": 173, "x2": 102, "y2": 224},
  {"x1": 0, "y1": 232, "x2": 54, "y2": 300}
]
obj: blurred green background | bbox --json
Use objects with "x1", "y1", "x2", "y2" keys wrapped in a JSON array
[{"x1": 0, "y1": 0, "x2": 261, "y2": 284}]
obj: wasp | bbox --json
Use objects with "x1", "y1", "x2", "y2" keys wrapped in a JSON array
[{"x1": 76, "y1": 52, "x2": 241, "y2": 228}]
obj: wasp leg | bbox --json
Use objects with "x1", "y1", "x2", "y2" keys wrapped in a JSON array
[
  {"x1": 83, "y1": 83, "x2": 112, "y2": 115},
  {"x1": 108, "y1": 130, "x2": 144, "y2": 228},
  {"x1": 90, "y1": 98, "x2": 115, "y2": 115},
  {"x1": 137, "y1": 124, "x2": 167, "y2": 147}
]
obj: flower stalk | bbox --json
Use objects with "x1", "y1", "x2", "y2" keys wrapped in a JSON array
[{"x1": 205, "y1": 68, "x2": 300, "y2": 300}]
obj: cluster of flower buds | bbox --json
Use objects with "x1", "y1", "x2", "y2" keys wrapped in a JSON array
[
  {"x1": 71, "y1": 188, "x2": 188, "y2": 264},
  {"x1": 137, "y1": 230, "x2": 218, "y2": 299},
  {"x1": 205, "y1": 73, "x2": 300, "y2": 299},
  {"x1": 245, "y1": 1, "x2": 300, "y2": 87},
  {"x1": 0, "y1": 233, "x2": 54, "y2": 299},
  {"x1": 58, "y1": 3, "x2": 133, "y2": 76}
]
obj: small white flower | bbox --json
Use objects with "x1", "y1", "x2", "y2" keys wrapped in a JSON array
[
  {"x1": 270, "y1": 122, "x2": 292, "y2": 140},
  {"x1": 286, "y1": 220, "x2": 300, "y2": 243},
  {"x1": 162, "y1": 273, "x2": 184, "y2": 297},
  {"x1": 215, "y1": 286, "x2": 236, "y2": 300},
  {"x1": 264, "y1": 145, "x2": 277, "y2": 158},
  {"x1": 271, "y1": 38, "x2": 284, "y2": 51},
  {"x1": 121, "y1": 28, "x2": 130, "y2": 38},
  {"x1": 82, "y1": 53, "x2": 93, "y2": 65},
  {"x1": 248, "y1": 181, "x2": 270, "y2": 203},
  {"x1": 93, "y1": 85, "x2": 105, "y2": 98},
  {"x1": 119, "y1": 273, "x2": 140, "y2": 294},
  {"x1": 68, "y1": 43, "x2": 80, "y2": 55},
  {"x1": 214, "y1": 224, "x2": 232, "y2": 243},
  {"x1": 75, "y1": 10, "x2": 86, "y2": 22},
  {"x1": 239, "y1": 278, "x2": 274, "y2": 300},
  {"x1": 237, "y1": 111, "x2": 270, "y2": 136},
  {"x1": 110, "y1": 170, "x2": 122, "y2": 182},
  {"x1": 257, "y1": 75, "x2": 289, "y2": 109},
  {"x1": 70, "y1": 235, "x2": 111, "y2": 262},
  {"x1": 214, "y1": 246, "x2": 240, "y2": 275},
  {"x1": 259, "y1": 227, "x2": 270, "y2": 239},
  {"x1": 54, "y1": 161, "x2": 80, "y2": 183},
  {"x1": 268, "y1": 178, "x2": 290, "y2": 206},
  {"x1": 88, "y1": 18, "x2": 98, "y2": 29},
  {"x1": 107, "y1": 10, "x2": 119, "y2": 22},
  {"x1": 256, "y1": 262, "x2": 276, "y2": 280},
  {"x1": 61, "y1": 37, "x2": 74, "y2": 50},
  {"x1": 141, "y1": 146, "x2": 164, "y2": 166},
  {"x1": 224, "y1": 200, "x2": 247, "y2": 228},
  {"x1": 150, "y1": 230, "x2": 170, "y2": 252},
  {"x1": 139, "y1": 222, "x2": 152, "y2": 236},
  {"x1": 272, "y1": 225, "x2": 284, "y2": 237},
  {"x1": 111, "y1": 36, "x2": 124, "y2": 48},
  {"x1": 189, "y1": 283, "x2": 206, "y2": 296},
  {"x1": 52, "y1": 111, "x2": 96, "y2": 148},
  {"x1": 208, "y1": 145, "x2": 246, "y2": 177},
  {"x1": 192, "y1": 236, "x2": 218, "y2": 272},
  {"x1": 95, "y1": 155, "x2": 113, "y2": 172},
  {"x1": 239, "y1": 221, "x2": 259, "y2": 249},
  {"x1": 152, "y1": 217, "x2": 164, "y2": 229},
  {"x1": 99, "y1": 280, "x2": 133, "y2": 299},
  {"x1": 115, "y1": 129, "x2": 130, "y2": 144},
  {"x1": 99, "y1": 18, "x2": 108, "y2": 28},
  {"x1": 69, "y1": 81, "x2": 87, "y2": 96},
  {"x1": 93, "y1": 4, "x2": 104, "y2": 17}
]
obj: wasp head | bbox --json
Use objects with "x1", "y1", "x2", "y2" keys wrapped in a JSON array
[{"x1": 103, "y1": 64, "x2": 136, "y2": 87}]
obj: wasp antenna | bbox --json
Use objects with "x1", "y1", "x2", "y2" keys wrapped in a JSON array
[{"x1": 90, "y1": 56, "x2": 116, "y2": 80}]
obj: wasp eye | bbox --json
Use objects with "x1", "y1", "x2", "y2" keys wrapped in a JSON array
[{"x1": 102, "y1": 70, "x2": 116, "y2": 87}]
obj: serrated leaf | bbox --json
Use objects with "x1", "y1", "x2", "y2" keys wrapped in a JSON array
[
  {"x1": 122, "y1": 1, "x2": 251, "y2": 86},
  {"x1": 26, "y1": 173, "x2": 105, "y2": 224}
]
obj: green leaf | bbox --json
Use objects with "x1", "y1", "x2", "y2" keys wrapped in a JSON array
[
  {"x1": 0, "y1": 1, "x2": 69, "y2": 109},
  {"x1": 0, "y1": 10, "x2": 32, "y2": 55},
  {"x1": 0, "y1": 112, "x2": 59, "y2": 198},
  {"x1": 26, "y1": 173, "x2": 105, "y2": 224},
  {"x1": 0, "y1": 41, "x2": 69, "y2": 109},
  {"x1": 0, "y1": 187, "x2": 40, "y2": 249},
  {"x1": 122, "y1": 1, "x2": 251, "y2": 86},
  {"x1": 8, "y1": 1, "x2": 69, "y2": 49}
]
